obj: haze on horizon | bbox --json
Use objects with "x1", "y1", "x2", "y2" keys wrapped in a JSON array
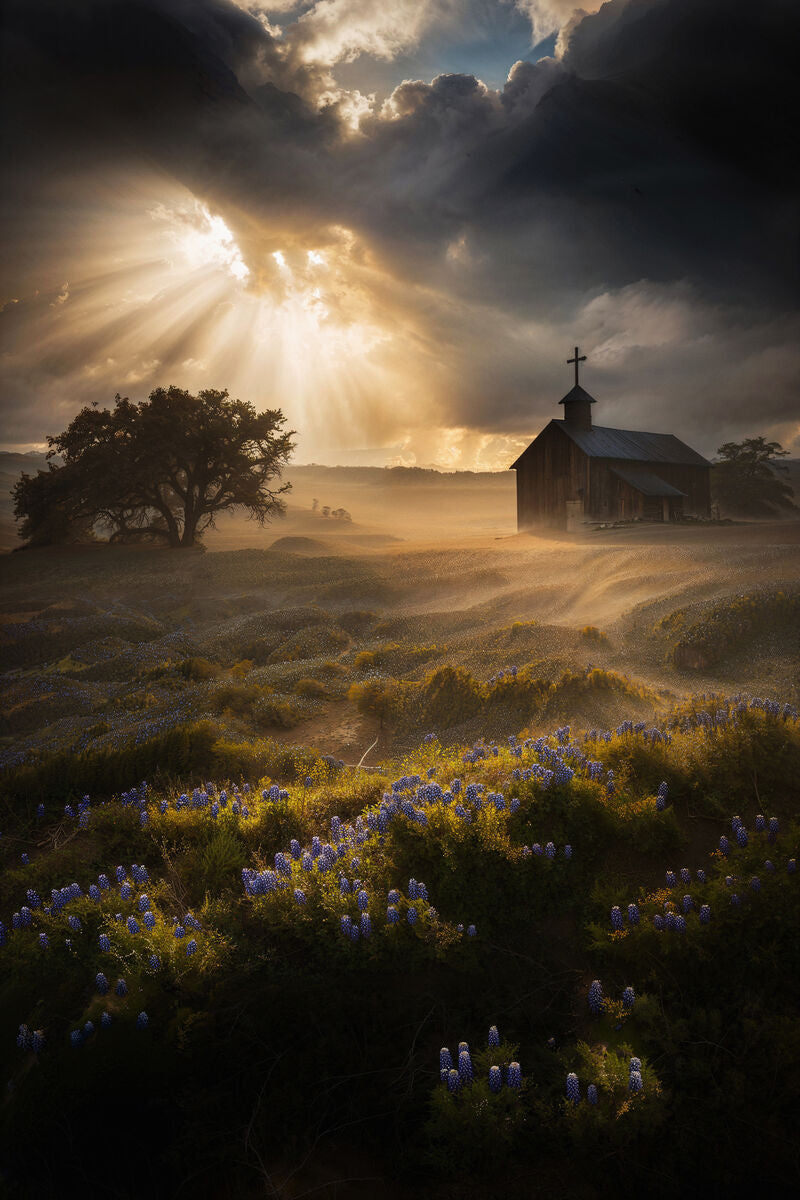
[{"x1": 1, "y1": 0, "x2": 798, "y2": 469}]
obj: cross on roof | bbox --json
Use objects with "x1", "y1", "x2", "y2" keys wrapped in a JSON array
[{"x1": 567, "y1": 345, "x2": 587, "y2": 387}]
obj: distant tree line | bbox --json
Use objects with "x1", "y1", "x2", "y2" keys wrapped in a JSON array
[
  {"x1": 13, "y1": 387, "x2": 295, "y2": 548},
  {"x1": 311, "y1": 499, "x2": 352, "y2": 522}
]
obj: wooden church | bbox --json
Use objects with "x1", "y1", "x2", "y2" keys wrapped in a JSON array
[{"x1": 510, "y1": 348, "x2": 711, "y2": 530}]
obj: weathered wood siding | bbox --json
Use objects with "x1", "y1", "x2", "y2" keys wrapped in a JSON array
[
  {"x1": 588, "y1": 460, "x2": 710, "y2": 520},
  {"x1": 514, "y1": 422, "x2": 590, "y2": 528},
  {"x1": 514, "y1": 423, "x2": 711, "y2": 529}
]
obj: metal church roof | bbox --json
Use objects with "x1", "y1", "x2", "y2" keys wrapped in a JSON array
[
  {"x1": 557, "y1": 421, "x2": 710, "y2": 466},
  {"x1": 609, "y1": 465, "x2": 687, "y2": 497}
]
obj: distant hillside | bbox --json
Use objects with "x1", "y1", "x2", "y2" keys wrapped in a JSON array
[{"x1": 0, "y1": 454, "x2": 515, "y2": 550}]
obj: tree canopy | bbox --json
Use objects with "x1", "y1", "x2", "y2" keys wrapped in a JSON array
[
  {"x1": 712, "y1": 436, "x2": 797, "y2": 516},
  {"x1": 13, "y1": 387, "x2": 295, "y2": 548}
]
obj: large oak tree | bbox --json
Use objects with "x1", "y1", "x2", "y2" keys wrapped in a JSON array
[{"x1": 13, "y1": 387, "x2": 295, "y2": 548}]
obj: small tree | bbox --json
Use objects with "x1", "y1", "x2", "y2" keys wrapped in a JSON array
[
  {"x1": 13, "y1": 387, "x2": 295, "y2": 548},
  {"x1": 712, "y1": 436, "x2": 796, "y2": 516}
]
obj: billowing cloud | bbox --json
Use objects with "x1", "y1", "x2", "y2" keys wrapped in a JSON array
[{"x1": 1, "y1": 0, "x2": 797, "y2": 465}]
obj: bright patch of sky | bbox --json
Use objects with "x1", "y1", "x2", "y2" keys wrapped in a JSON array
[{"x1": 263, "y1": 1, "x2": 556, "y2": 97}]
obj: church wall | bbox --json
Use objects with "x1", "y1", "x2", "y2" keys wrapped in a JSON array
[
  {"x1": 515, "y1": 423, "x2": 589, "y2": 528},
  {"x1": 589, "y1": 460, "x2": 710, "y2": 520}
]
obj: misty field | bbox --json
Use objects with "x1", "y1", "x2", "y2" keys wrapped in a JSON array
[{"x1": 2, "y1": 519, "x2": 799, "y2": 1198}]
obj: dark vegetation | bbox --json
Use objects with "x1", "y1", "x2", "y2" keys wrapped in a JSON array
[
  {"x1": 12, "y1": 387, "x2": 294, "y2": 548},
  {"x1": 0, "y1": 705, "x2": 798, "y2": 1198},
  {"x1": 712, "y1": 436, "x2": 797, "y2": 516}
]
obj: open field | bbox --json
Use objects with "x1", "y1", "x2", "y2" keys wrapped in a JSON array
[
  {"x1": 1, "y1": 500, "x2": 799, "y2": 1199},
  {"x1": 2, "y1": 517, "x2": 799, "y2": 773}
]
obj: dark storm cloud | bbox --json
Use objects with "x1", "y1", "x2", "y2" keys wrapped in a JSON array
[{"x1": 1, "y1": 0, "x2": 798, "y2": 454}]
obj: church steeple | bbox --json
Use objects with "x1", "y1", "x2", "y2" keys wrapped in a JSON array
[{"x1": 559, "y1": 346, "x2": 595, "y2": 430}]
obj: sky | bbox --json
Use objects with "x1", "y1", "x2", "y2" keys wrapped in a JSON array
[{"x1": 1, "y1": 0, "x2": 798, "y2": 469}]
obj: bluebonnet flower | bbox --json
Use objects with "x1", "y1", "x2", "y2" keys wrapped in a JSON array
[
  {"x1": 755, "y1": 814, "x2": 766, "y2": 832},
  {"x1": 143, "y1": 911, "x2": 156, "y2": 930},
  {"x1": 587, "y1": 1083, "x2": 598, "y2": 1105},
  {"x1": 588, "y1": 980, "x2": 604, "y2": 1014},
  {"x1": 360, "y1": 913, "x2": 372, "y2": 938},
  {"x1": 447, "y1": 1069, "x2": 460, "y2": 1093},
  {"x1": 120, "y1": 883, "x2": 132, "y2": 901},
  {"x1": 83, "y1": 1021, "x2": 94, "y2": 1038},
  {"x1": 736, "y1": 826, "x2": 748, "y2": 848},
  {"x1": 675, "y1": 915, "x2": 686, "y2": 932},
  {"x1": 186, "y1": 939, "x2": 198, "y2": 956},
  {"x1": 467, "y1": 924, "x2": 477, "y2": 937},
  {"x1": 407, "y1": 909, "x2": 418, "y2": 926},
  {"x1": 64, "y1": 806, "x2": 74, "y2": 820},
  {"x1": 566, "y1": 1072, "x2": 580, "y2": 1104},
  {"x1": 184, "y1": 913, "x2": 201, "y2": 931},
  {"x1": 622, "y1": 986, "x2": 635, "y2": 1009},
  {"x1": 32, "y1": 1030, "x2": 44, "y2": 1054},
  {"x1": 148, "y1": 954, "x2": 161, "y2": 970},
  {"x1": 564, "y1": 844, "x2": 573, "y2": 860},
  {"x1": 36, "y1": 804, "x2": 45, "y2": 820},
  {"x1": 458, "y1": 1049, "x2": 473, "y2": 1083},
  {"x1": 98, "y1": 874, "x2": 109, "y2": 890},
  {"x1": 16, "y1": 1024, "x2": 30, "y2": 1050},
  {"x1": 788, "y1": 859, "x2": 796, "y2": 874},
  {"x1": 732, "y1": 815, "x2": 742, "y2": 832},
  {"x1": 88, "y1": 884, "x2": 101, "y2": 903},
  {"x1": 440, "y1": 1047, "x2": 453, "y2": 1072},
  {"x1": 126, "y1": 917, "x2": 140, "y2": 934},
  {"x1": 719, "y1": 836, "x2": 730, "y2": 856},
  {"x1": 294, "y1": 889, "x2": 307, "y2": 905},
  {"x1": 765, "y1": 859, "x2": 775, "y2": 872},
  {"x1": 417, "y1": 882, "x2": 429, "y2": 901},
  {"x1": 768, "y1": 816, "x2": 779, "y2": 840},
  {"x1": 488, "y1": 1025, "x2": 500, "y2": 1048},
  {"x1": 70, "y1": 1030, "x2": 82, "y2": 1048},
  {"x1": 665, "y1": 870, "x2": 676, "y2": 887},
  {"x1": 116, "y1": 978, "x2": 127, "y2": 996},
  {"x1": 137, "y1": 1012, "x2": 148, "y2": 1030},
  {"x1": 356, "y1": 889, "x2": 369, "y2": 911},
  {"x1": 696, "y1": 869, "x2": 706, "y2": 884},
  {"x1": 629, "y1": 1071, "x2": 644, "y2": 1094},
  {"x1": 610, "y1": 907, "x2": 623, "y2": 931},
  {"x1": 682, "y1": 895, "x2": 693, "y2": 914},
  {"x1": 680, "y1": 868, "x2": 691, "y2": 885},
  {"x1": 653, "y1": 914, "x2": 664, "y2": 930},
  {"x1": 387, "y1": 888, "x2": 400, "y2": 905},
  {"x1": 699, "y1": 904, "x2": 711, "y2": 924},
  {"x1": 545, "y1": 842, "x2": 556, "y2": 859},
  {"x1": 174, "y1": 924, "x2": 186, "y2": 939},
  {"x1": 489, "y1": 1065, "x2": 502, "y2": 1093},
  {"x1": 21, "y1": 853, "x2": 29, "y2": 865},
  {"x1": 340, "y1": 915, "x2": 352, "y2": 936},
  {"x1": 289, "y1": 839, "x2": 301, "y2": 861},
  {"x1": 96, "y1": 971, "x2": 109, "y2": 995},
  {"x1": 457, "y1": 924, "x2": 464, "y2": 933},
  {"x1": 507, "y1": 1062, "x2": 522, "y2": 1089},
  {"x1": 387, "y1": 905, "x2": 399, "y2": 924},
  {"x1": 101, "y1": 1011, "x2": 112, "y2": 1028},
  {"x1": 39, "y1": 933, "x2": 49, "y2": 950},
  {"x1": 731, "y1": 893, "x2": 741, "y2": 906},
  {"x1": 750, "y1": 876, "x2": 761, "y2": 892},
  {"x1": 116, "y1": 866, "x2": 126, "y2": 883},
  {"x1": 408, "y1": 879, "x2": 419, "y2": 900},
  {"x1": 348, "y1": 923, "x2": 359, "y2": 942},
  {"x1": 627, "y1": 903, "x2": 640, "y2": 925}
]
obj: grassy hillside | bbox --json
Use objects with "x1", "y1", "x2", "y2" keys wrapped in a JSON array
[{"x1": 1, "y1": 702, "x2": 798, "y2": 1198}]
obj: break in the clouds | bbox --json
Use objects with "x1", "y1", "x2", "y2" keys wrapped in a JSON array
[{"x1": 0, "y1": 0, "x2": 797, "y2": 466}]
